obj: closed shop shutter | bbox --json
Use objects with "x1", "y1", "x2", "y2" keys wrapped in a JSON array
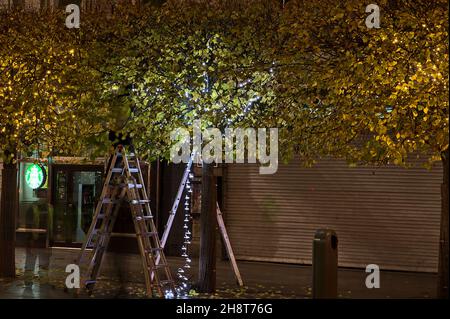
[{"x1": 224, "y1": 157, "x2": 442, "y2": 273}]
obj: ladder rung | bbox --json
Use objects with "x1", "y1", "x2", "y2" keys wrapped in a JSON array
[
  {"x1": 136, "y1": 215, "x2": 154, "y2": 221},
  {"x1": 153, "y1": 263, "x2": 168, "y2": 269},
  {"x1": 124, "y1": 183, "x2": 143, "y2": 189},
  {"x1": 130, "y1": 199, "x2": 150, "y2": 205},
  {"x1": 148, "y1": 263, "x2": 167, "y2": 270},
  {"x1": 129, "y1": 168, "x2": 139, "y2": 173},
  {"x1": 114, "y1": 183, "x2": 142, "y2": 189},
  {"x1": 111, "y1": 168, "x2": 124, "y2": 173}
]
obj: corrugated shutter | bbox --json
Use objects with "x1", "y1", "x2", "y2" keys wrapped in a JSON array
[{"x1": 224, "y1": 157, "x2": 442, "y2": 273}]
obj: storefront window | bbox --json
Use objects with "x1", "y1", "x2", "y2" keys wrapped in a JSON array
[
  {"x1": 18, "y1": 162, "x2": 103, "y2": 247},
  {"x1": 53, "y1": 168, "x2": 103, "y2": 246}
]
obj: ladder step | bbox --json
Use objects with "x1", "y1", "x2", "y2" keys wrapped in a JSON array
[
  {"x1": 114, "y1": 183, "x2": 143, "y2": 189},
  {"x1": 123, "y1": 183, "x2": 143, "y2": 189},
  {"x1": 118, "y1": 152, "x2": 135, "y2": 158},
  {"x1": 129, "y1": 168, "x2": 139, "y2": 173},
  {"x1": 150, "y1": 263, "x2": 168, "y2": 269},
  {"x1": 111, "y1": 168, "x2": 124, "y2": 173},
  {"x1": 136, "y1": 215, "x2": 154, "y2": 221},
  {"x1": 130, "y1": 199, "x2": 150, "y2": 205}
]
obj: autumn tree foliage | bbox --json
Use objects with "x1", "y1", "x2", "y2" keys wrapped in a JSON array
[
  {"x1": 0, "y1": 7, "x2": 122, "y2": 276},
  {"x1": 101, "y1": 0, "x2": 280, "y2": 161},
  {"x1": 275, "y1": 0, "x2": 448, "y2": 166},
  {"x1": 0, "y1": 10, "x2": 111, "y2": 161},
  {"x1": 274, "y1": 0, "x2": 448, "y2": 297},
  {"x1": 0, "y1": 0, "x2": 447, "y2": 296}
]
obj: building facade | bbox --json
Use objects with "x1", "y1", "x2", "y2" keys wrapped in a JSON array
[{"x1": 13, "y1": 156, "x2": 156, "y2": 253}]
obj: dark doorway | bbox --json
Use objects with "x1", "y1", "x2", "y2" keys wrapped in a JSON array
[{"x1": 50, "y1": 165, "x2": 103, "y2": 247}]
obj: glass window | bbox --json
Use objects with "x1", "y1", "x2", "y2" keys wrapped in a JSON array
[{"x1": 52, "y1": 168, "x2": 102, "y2": 246}]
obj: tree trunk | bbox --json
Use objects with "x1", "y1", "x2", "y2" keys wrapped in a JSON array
[
  {"x1": 198, "y1": 162, "x2": 217, "y2": 293},
  {"x1": 0, "y1": 160, "x2": 17, "y2": 278},
  {"x1": 437, "y1": 149, "x2": 449, "y2": 298}
]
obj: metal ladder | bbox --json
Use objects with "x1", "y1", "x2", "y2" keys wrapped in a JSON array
[{"x1": 76, "y1": 145, "x2": 175, "y2": 298}]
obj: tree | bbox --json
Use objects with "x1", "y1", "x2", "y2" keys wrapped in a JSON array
[
  {"x1": 272, "y1": 0, "x2": 448, "y2": 297},
  {"x1": 0, "y1": 10, "x2": 110, "y2": 158},
  {"x1": 0, "y1": 8, "x2": 112, "y2": 277},
  {"x1": 104, "y1": 0, "x2": 281, "y2": 292}
]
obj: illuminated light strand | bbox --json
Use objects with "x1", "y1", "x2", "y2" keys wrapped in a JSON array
[{"x1": 175, "y1": 163, "x2": 195, "y2": 298}]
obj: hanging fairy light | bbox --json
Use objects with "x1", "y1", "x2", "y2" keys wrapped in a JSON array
[{"x1": 176, "y1": 161, "x2": 195, "y2": 297}]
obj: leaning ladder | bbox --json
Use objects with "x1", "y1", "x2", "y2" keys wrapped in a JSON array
[
  {"x1": 155, "y1": 155, "x2": 243, "y2": 287},
  {"x1": 76, "y1": 146, "x2": 175, "y2": 298}
]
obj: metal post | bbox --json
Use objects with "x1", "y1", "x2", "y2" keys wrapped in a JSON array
[{"x1": 312, "y1": 229, "x2": 338, "y2": 298}]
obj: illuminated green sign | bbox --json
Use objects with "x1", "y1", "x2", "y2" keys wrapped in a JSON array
[{"x1": 25, "y1": 164, "x2": 46, "y2": 189}]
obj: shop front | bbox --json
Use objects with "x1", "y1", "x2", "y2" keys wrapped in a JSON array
[
  {"x1": 223, "y1": 156, "x2": 443, "y2": 273},
  {"x1": 16, "y1": 158, "x2": 104, "y2": 249}
]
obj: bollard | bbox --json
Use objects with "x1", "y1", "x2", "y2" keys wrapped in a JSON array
[{"x1": 312, "y1": 229, "x2": 338, "y2": 298}]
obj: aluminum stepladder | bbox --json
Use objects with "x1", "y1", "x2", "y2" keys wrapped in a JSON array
[
  {"x1": 76, "y1": 145, "x2": 175, "y2": 298},
  {"x1": 154, "y1": 154, "x2": 243, "y2": 287}
]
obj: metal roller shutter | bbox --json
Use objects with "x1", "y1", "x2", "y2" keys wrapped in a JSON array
[{"x1": 224, "y1": 157, "x2": 443, "y2": 272}]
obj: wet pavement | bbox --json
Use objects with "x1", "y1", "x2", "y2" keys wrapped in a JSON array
[{"x1": 0, "y1": 247, "x2": 438, "y2": 299}]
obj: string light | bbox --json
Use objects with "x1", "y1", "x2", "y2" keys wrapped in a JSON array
[
  {"x1": 164, "y1": 290, "x2": 174, "y2": 299},
  {"x1": 176, "y1": 159, "x2": 194, "y2": 298}
]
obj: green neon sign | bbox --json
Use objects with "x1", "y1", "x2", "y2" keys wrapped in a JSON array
[{"x1": 25, "y1": 164, "x2": 46, "y2": 189}]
